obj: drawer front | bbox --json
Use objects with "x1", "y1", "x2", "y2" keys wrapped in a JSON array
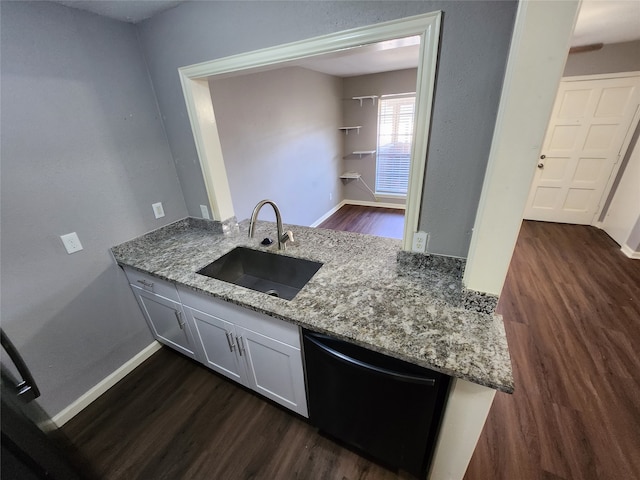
[
  {"x1": 177, "y1": 286, "x2": 300, "y2": 348},
  {"x1": 123, "y1": 267, "x2": 180, "y2": 302}
]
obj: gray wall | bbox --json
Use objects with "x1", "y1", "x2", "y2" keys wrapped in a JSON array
[
  {"x1": 137, "y1": 0, "x2": 518, "y2": 258},
  {"x1": 0, "y1": 2, "x2": 188, "y2": 416},
  {"x1": 564, "y1": 40, "x2": 640, "y2": 77},
  {"x1": 342, "y1": 69, "x2": 418, "y2": 205},
  {"x1": 417, "y1": 2, "x2": 516, "y2": 257},
  {"x1": 209, "y1": 67, "x2": 343, "y2": 225}
]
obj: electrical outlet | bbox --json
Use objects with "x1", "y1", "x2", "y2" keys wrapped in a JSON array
[
  {"x1": 60, "y1": 232, "x2": 83, "y2": 254},
  {"x1": 200, "y1": 205, "x2": 210, "y2": 219},
  {"x1": 152, "y1": 202, "x2": 165, "y2": 219},
  {"x1": 412, "y1": 231, "x2": 428, "y2": 253},
  {"x1": 329, "y1": 192, "x2": 333, "y2": 201}
]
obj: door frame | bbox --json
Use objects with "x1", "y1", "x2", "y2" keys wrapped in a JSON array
[
  {"x1": 463, "y1": 0, "x2": 580, "y2": 295},
  {"x1": 177, "y1": 12, "x2": 442, "y2": 252}
]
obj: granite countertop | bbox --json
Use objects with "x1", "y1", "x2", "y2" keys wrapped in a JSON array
[{"x1": 112, "y1": 217, "x2": 514, "y2": 393}]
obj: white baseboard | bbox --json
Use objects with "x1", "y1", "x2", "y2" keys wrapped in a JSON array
[
  {"x1": 309, "y1": 201, "x2": 347, "y2": 227},
  {"x1": 310, "y1": 199, "x2": 407, "y2": 228},
  {"x1": 52, "y1": 341, "x2": 162, "y2": 427},
  {"x1": 621, "y1": 244, "x2": 640, "y2": 259},
  {"x1": 344, "y1": 199, "x2": 406, "y2": 210}
]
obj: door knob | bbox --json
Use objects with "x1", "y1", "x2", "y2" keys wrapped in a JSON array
[
  {"x1": 537, "y1": 163, "x2": 544, "y2": 168},
  {"x1": 540, "y1": 154, "x2": 546, "y2": 159}
]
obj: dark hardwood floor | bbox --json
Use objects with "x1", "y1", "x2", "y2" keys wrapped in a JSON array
[
  {"x1": 61, "y1": 220, "x2": 640, "y2": 479},
  {"x1": 466, "y1": 221, "x2": 640, "y2": 480},
  {"x1": 62, "y1": 348, "x2": 411, "y2": 480},
  {"x1": 318, "y1": 204, "x2": 404, "y2": 239}
]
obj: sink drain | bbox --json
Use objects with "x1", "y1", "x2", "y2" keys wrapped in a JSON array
[{"x1": 265, "y1": 289, "x2": 280, "y2": 298}]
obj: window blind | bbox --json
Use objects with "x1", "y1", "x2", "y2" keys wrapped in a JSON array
[{"x1": 375, "y1": 95, "x2": 416, "y2": 196}]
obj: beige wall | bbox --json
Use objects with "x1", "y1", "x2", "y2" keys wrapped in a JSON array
[
  {"x1": 341, "y1": 69, "x2": 418, "y2": 205},
  {"x1": 209, "y1": 67, "x2": 343, "y2": 225},
  {"x1": 564, "y1": 40, "x2": 640, "y2": 77}
]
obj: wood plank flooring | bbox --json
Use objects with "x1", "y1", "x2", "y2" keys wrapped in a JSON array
[
  {"x1": 465, "y1": 221, "x2": 640, "y2": 480},
  {"x1": 61, "y1": 220, "x2": 640, "y2": 479},
  {"x1": 318, "y1": 204, "x2": 404, "y2": 239},
  {"x1": 62, "y1": 348, "x2": 412, "y2": 480}
]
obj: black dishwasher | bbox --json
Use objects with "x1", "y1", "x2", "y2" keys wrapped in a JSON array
[{"x1": 303, "y1": 330, "x2": 450, "y2": 479}]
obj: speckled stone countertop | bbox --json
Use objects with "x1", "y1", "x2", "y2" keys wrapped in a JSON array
[{"x1": 112, "y1": 218, "x2": 513, "y2": 393}]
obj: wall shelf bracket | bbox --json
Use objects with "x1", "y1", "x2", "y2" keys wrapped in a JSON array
[
  {"x1": 352, "y1": 95, "x2": 378, "y2": 106},
  {"x1": 338, "y1": 126, "x2": 362, "y2": 135}
]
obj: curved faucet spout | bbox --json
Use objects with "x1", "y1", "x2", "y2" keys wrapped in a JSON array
[{"x1": 248, "y1": 199, "x2": 285, "y2": 250}]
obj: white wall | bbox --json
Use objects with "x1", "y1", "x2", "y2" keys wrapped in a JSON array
[
  {"x1": 342, "y1": 69, "x2": 417, "y2": 205},
  {"x1": 209, "y1": 67, "x2": 343, "y2": 225},
  {"x1": 0, "y1": 2, "x2": 188, "y2": 416},
  {"x1": 603, "y1": 133, "x2": 640, "y2": 254}
]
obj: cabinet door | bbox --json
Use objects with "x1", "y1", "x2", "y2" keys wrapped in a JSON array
[
  {"x1": 237, "y1": 326, "x2": 308, "y2": 417},
  {"x1": 185, "y1": 306, "x2": 246, "y2": 385},
  {"x1": 130, "y1": 285, "x2": 197, "y2": 360}
]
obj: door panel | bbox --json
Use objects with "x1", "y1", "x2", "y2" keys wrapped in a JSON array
[
  {"x1": 132, "y1": 286, "x2": 197, "y2": 359},
  {"x1": 186, "y1": 307, "x2": 245, "y2": 384},
  {"x1": 238, "y1": 327, "x2": 308, "y2": 417},
  {"x1": 524, "y1": 74, "x2": 640, "y2": 224}
]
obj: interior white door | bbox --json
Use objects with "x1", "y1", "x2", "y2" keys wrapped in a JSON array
[{"x1": 524, "y1": 74, "x2": 640, "y2": 224}]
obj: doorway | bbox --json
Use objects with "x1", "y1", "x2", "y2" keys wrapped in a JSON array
[
  {"x1": 523, "y1": 72, "x2": 640, "y2": 225},
  {"x1": 178, "y1": 12, "x2": 441, "y2": 251},
  {"x1": 207, "y1": 62, "x2": 418, "y2": 238}
]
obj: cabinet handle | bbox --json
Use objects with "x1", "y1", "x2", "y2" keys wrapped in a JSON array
[
  {"x1": 225, "y1": 332, "x2": 236, "y2": 352},
  {"x1": 136, "y1": 279, "x2": 154, "y2": 289},
  {"x1": 236, "y1": 336, "x2": 245, "y2": 356},
  {"x1": 174, "y1": 310, "x2": 185, "y2": 330}
]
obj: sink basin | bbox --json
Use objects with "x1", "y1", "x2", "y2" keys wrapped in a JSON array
[{"x1": 196, "y1": 247, "x2": 323, "y2": 300}]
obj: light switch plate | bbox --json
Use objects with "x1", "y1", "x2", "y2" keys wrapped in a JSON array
[
  {"x1": 412, "y1": 231, "x2": 428, "y2": 253},
  {"x1": 152, "y1": 202, "x2": 165, "y2": 219},
  {"x1": 200, "y1": 204, "x2": 210, "y2": 220},
  {"x1": 60, "y1": 232, "x2": 83, "y2": 254}
]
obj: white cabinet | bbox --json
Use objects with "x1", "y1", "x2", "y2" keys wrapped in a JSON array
[
  {"x1": 237, "y1": 325, "x2": 306, "y2": 415},
  {"x1": 123, "y1": 266, "x2": 308, "y2": 417},
  {"x1": 179, "y1": 286, "x2": 308, "y2": 417},
  {"x1": 184, "y1": 305, "x2": 246, "y2": 385},
  {"x1": 124, "y1": 268, "x2": 199, "y2": 361}
]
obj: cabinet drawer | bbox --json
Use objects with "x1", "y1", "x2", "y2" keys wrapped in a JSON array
[
  {"x1": 177, "y1": 286, "x2": 300, "y2": 348},
  {"x1": 123, "y1": 267, "x2": 180, "y2": 302}
]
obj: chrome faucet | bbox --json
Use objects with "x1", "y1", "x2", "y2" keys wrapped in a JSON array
[{"x1": 248, "y1": 199, "x2": 294, "y2": 250}]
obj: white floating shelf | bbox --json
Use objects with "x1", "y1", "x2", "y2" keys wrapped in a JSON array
[
  {"x1": 352, "y1": 150, "x2": 376, "y2": 157},
  {"x1": 339, "y1": 172, "x2": 362, "y2": 179},
  {"x1": 338, "y1": 126, "x2": 362, "y2": 135},
  {"x1": 352, "y1": 95, "x2": 378, "y2": 106},
  {"x1": 343, "y1": 150, "x2": 376, "y2": 159}
]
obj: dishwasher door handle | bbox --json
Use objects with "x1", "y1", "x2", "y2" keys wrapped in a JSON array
[{"x1": 304, "y1": 334, "x2": 436, "y2": 386}]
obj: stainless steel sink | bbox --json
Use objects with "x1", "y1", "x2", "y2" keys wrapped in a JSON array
[{"x1": 196, "y1": 247, "x2": 323, "y2": 300}]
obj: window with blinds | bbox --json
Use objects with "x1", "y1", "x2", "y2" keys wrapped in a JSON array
[{"x1": 375, "y1": 95, "x2": 416, "y2": 196}]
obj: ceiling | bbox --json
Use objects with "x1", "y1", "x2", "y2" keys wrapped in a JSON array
[
  {"x1": 293, "y1": 36, "x2": 421, "y2": 77},
  {"x1": 572, "y1": 0, "x2": 640, "y2": 46},
  {"x1": 52, "y1": 0, "x2": 640, "y2": 77},
  {"x1": 55, "y1": 0, "x2": 185, "y2": 24}
]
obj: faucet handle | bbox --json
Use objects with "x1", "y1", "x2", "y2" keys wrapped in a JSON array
[{"x1": 281, "y1": 230, "x2": 294, "y2": 246}]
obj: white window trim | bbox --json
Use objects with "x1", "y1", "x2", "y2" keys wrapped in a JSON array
[{"x1": 375, "y1": 94, "x2": 416, "y2": 197}]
